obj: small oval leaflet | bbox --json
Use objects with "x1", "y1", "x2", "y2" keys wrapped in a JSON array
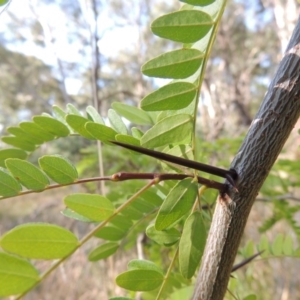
[
  {"x1": 0, "y1": 252, "x2": 40, "y2": 297},
  {"x1": 108, "y1": 109, "x2": 128, "y2": 135},
  {"x1": 146, "y1": 224, "x2": 181, "y2": 246},
  {"x1": 116, "y1": 269, "x2": 164, "y2": 291},
  {"x1": 94, "y1": 226, "x2": 127, "y2": 241},
  {"x1": 66, "y1": 115, "x2": 96, "y2": 139},
  {"x1": 1, "y1": 136, "x2": 36, "y2": 152},
  {"x1": 86, "y1": 105, "x2": 105, "y2": 124},
  {"x1": 141, "y1": 82, "x2": 197, "y2": 111},
  {"x1": 33, "y1": 116, "x2": 70, "y2": 137},
  {"x1": 0, "y1": 167, "x2": 22, "y2": 197},
  {"x1": 180, "y1": 0, "x2": 215, "y2": 5},
  {"x1": 39, "y1": 155, "x2": 78, "y2": 184},
  {"x1": 142, "y1": 48, "x2": 204, "y2": 79},
  {"x1": 5, "y1": 158, "x2": 49, "y2": 190},
  {"x1": 155, "y1": 178, "x2": 198, "y2": 230},
  {"x1": 0, "y1": 149, "x2": 27, "y2": 168},
  {"x1": 19, "y1": 121, "x2": 55, "y2": 142},
  {"x1": 85, "y1": 122, "x2": 117, "y2": 144},
  {"x1": 112, "y1": 102, "x2": 153, "y2": 125},
  {"x1": 64, "y1": 193, "x2": 115, "y2": 222},
  {"x1": 151, "y1": 10, "x2": 213, "y2": 43},
  {"x1": 88, "y1": 242, "x2": 119, "y2": 261},
  {"x1": 61, "y1": 207, "x2": 94, "y2": 223},
  {"x1": 179, "y1": 211, "x2": 207, "y2": 279},
  {"x1": 0, "y1": 223, "x2": 79, "y2": 259},
  {"x1": 7, "y1": 126, "x2": 44, "y2": 145},
  {"x1": 141, "y1": 114, "x2": 193, "y2": 148},
  {"x1": 115, "y1": 134, "x2": 140, "y2": 147},
  {"x1": 127, "y1": 259, "x2": 164, "y2": 274}
]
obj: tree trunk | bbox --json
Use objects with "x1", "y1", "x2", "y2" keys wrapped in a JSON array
[{"x1": 192, "y1": 17, "x2": 300, "y2": 300}]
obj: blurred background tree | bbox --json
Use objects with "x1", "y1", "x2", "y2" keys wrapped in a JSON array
[{"x1": 0, "y1": 0, "x2": 299, "y2": 299}]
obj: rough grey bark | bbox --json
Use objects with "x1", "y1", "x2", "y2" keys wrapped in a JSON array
[{"x1": 192, "y1": 17, "x2": 300, "y2": 300}]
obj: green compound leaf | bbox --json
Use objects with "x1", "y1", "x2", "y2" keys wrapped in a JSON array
[
  {"x1": 85, "y1": 122, "x2": 117, "y2": 144},
  {"x1": 0, "y1": 149, "x2": 27, "y2": 168},
  {"x1": 180, "y1": 0, "x2": 215, "y2": 5},
  {"x1": 0, "y1": 167, "x2": 22, "y2": 197},
  {"x1": 141, "y1": 114, "x2": 193, "y2": 148},
  {"x1": 142, "y1": 48, "x2": 203, "y2": 79},
  {"x1": 39, "y1": 155, "x2": 78, "y2": 184},
  {"x1": 0, "y1": 252, "x2": 40, "y2": 297},
  {"x1": 155, "y1": 178, "x2": 198, "y2": 230},
  {"x1": 1, "y1": 136, "x2": 36, "y2": 152},
  {"x1": 19, "y1": 121, "x2": 56, "y2": 142},
  {"x1": 86, "y1": 105, "x2": 105, "y2": 124},
  {"x1": 0, "y1": 223, "x2": 79, "y2": 259},
  {"x1": 94, "y1": 226, "x2": 127, "y2": 241},
  {"x1": 66, "y1": 115, "x2": 96, "y2": 139},
  {"x1": 141, "y1": 82, "x2": 197, "y2": 111},
  {"x1": 108, "y1": 109, "x2": 128, "y2": 135},
  {"x1": 179, "y1": 211, "x2": 207, "y2": 278},
  {"x1": 5, "y1": 159, "x2": 49, "y2": 190},
  {"x1": 116, "y1": 269, "x2": 164, "y2": 291},
  {"x1": 64, "y1": 193, "x2": 115, "y2": 222},
  {"x1": 88, "y1": 242, "x2": 119, "y2": 261},
  {"x1": 151, "y1": 10, "x2": 213, "y2": 43},
  {"x1": 146, "y1": 224, "x2": 181, "y2": 246},
  {"x1": 112, "y1": 102, "x2": 153, "y2": 125},
  {"x1": 33, "y1": 116, "x2": 70, "y2": 137}
]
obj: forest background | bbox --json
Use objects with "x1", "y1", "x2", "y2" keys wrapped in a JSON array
[{"x1": 0, "y1": 0, "x2": 300, "y2": 299}]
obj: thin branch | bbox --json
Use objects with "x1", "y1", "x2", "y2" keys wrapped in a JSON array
[
  {"x1": 0, "y1": 172, "x2": 226, "y2": 201},
  {"x1": 231, "y1": 251, "x2": 264, "y2": 272}
]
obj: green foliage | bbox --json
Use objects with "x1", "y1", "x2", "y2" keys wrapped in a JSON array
[
  {"x1": 39, "y1": 155, "x2": 78, "y2": 184},
  {"x1": 0, "y1": 0, "x2": 9, "y2": 6},
  {"x1": 240, "y1": 234, "x2": 300, "y2": 259},
  {"x1": 141, "y1": 49, "x2": 204, "y2": 79},
  {"x1": 0, "y1": 223, "x2": 79, "y2": 259},
  {"x1": 64, "y1": 194, "x2": 115, "y2": 222},
  {"x1": 0, "y1": 167, "x2": 22, "y2": 196},
  {"x1": 155, "y1": 178, "x2": 198, "y2": 230},
  {"x1": 116, "y1": 260, "x2": 164, "y2": 291},
  {"x1": 0, "y1": 252, "x2": 39, "y2": 297},
  {"x1": 146, "y1": 224, "x2": 181, "y2": 246},
  {"x1": 88, "y1": 242, "x2": 119, "y2": 261},
  {"x1": 112, "y1": 102, "x2": 153, "y2": 125},
  {"x1": 151, "y1": 10, "x2": 213, "y2": 43},
  {"x1": 5, "y1": 159, "x2": 49, "y2": 190},
  {"x1": 141, "y1": 82, "x2": 197, "y2": 111},
  {"x1": 179, "y1": 211, "x2": 207, "y2": 279},
  {"x1": 140, "y1": 114, "x2": 193, "y2": 148},
  {"x1": 0, "y1": 149, "x2": 27, "y2": 167},
  {"x1": 0, "y1": 0, "x2": 298, "y2": 299}
]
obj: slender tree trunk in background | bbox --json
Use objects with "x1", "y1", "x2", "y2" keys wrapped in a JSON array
[{"x1": 192, "y1": 17, "x2": 300, "y2": 300}]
